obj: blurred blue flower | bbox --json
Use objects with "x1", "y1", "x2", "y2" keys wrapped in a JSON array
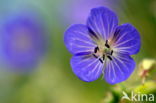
[
  {"x1": 64, "y1": 7, "x2": 141, "y2": 84},
  {"x1": 0, "y1": 11, "x2": 47, "y2": 72}
]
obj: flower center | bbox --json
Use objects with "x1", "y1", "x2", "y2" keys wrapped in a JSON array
[{"x1": 93, "y1": 40, "x2": 113, "y2": 63}]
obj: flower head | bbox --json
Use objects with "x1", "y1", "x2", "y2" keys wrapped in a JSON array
[
  {"x1": 64, "y1": 7, "x2": 141, "y2": 84},
  {"x1": 0, "y1": 11, "x2": 47, "y2": 72}
]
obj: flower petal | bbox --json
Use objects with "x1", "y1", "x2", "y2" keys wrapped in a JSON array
[
  {"x1": 87, "y1": 7, "x2": 118, "y2": 40},
  {"x1": 71, "y1": 55, "x2": 103, "y2": 82},
  {"x1": 113, "y1": 23, "x2": 141, "y2": 55},
  {"x1": 64, "y1": 24, "x2": 96, "y2": 55},
  {"x1": 104, "y1": 53, "x2": 135, "y2": 84}
]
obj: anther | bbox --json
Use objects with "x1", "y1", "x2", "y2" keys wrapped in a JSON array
[
  {"x1": 107, "y1": 56, "x2": 112, "y2": 61},
  {"x1": 102, "y1": 54, "x2": 105, "y2": 61},
  {"x1": 110, "y1": 50, "x2": 113, "y2": 55},
  {"x1": 105, "y1": 40, "x2": 110, "y2": 48},
  {"x1": 94, "y1": 46, "x2": 99, "y2": 53},
  {"x1": 99, "y1": 58, "x2": 103, "y2": 63},
  {"x1": 93, "y1": 54, "x2": 98, "y2": 58}
]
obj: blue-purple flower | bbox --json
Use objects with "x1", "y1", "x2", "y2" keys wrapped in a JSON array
[
  {"x1": 64, "y1": 7, "x2": 141, "y2": 84},
  {"x1": 0, "y1": 12, "x2": 47, "y2": 72}
]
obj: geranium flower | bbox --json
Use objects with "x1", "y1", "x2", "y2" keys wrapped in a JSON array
[
  {"x1": 0, "y1": 12, "x2": 47, "y2": 72},
  {"x1": 64, "y1": 7, "x2": 141, "y2": 84}
]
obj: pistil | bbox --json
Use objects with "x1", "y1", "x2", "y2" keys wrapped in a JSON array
[{"x1": 93, "y1": 40, "x2": 114, "y2": 63}]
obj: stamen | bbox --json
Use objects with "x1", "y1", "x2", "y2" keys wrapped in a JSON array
[
  {"x1": 107, "y1": 56, "x2": 112, "y2": 61},
  {"x1": 99, "y1": 58, "x2": 103, "y2": 63},
  {"x1": 94, "y1": 46, "x2": 99, "y2": 53},
  {"x1": 102, "y1": 54, "x2": 105, "y2": 61},
  {"x1": 105, "y1": 40, "x2": 110, "y2": 48},
  {"x1": 93, "y1": 54, "x2": 98, "y2": 58},
  {"x1": 111, "y1": 50, "x2": 113, "y2": 55}
]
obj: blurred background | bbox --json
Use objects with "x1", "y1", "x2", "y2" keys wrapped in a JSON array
[{"x1": 0, "y1": 0, "x2": 156, "y2": 103}]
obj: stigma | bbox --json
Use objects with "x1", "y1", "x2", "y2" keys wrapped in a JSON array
[{"x1": 93, "y1": 40, "x2": 113, "y2": 63}]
